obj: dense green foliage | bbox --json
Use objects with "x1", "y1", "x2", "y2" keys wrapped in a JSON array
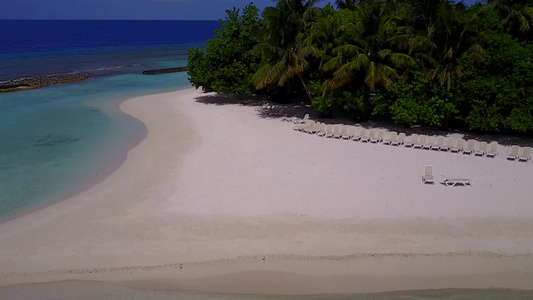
[
  {"x1": 188, "y1": 0, "x2": 533, "y2": 134},
  {"x1": 187, "y1": 4, "x2": 261, "y2": 94}
]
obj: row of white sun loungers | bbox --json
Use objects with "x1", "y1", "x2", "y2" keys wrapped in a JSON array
[
  {"x1": 506, "y1": 145, "x2": 532, "y2": 162},
  {"x1": 295, "y1": 122, "x2": 408, "y2": 146},
  {"x1": 293, "y1": 120, "x2": 532, "y2": 162},
  {"x1": 409, "y1": 135, "x2": 499, "y2": 157}
]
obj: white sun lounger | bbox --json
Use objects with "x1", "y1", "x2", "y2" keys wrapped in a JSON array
[
  {"x1": 383, "y1": 132, "x2": 397, "y2": 145},
  {"x1": 414, "y1": 135, "x2": 426, "y2": 149},
  {"x1": 361, "y1": 129, "x2": 375, "y2": 143},
  {"x1": 441, "y1": 175, "x2": 473, "y2": 187},
  {"x1": 326, "y1": 125, "x2": 340, "y2": 138},
  {"x1": 316, "y1": 124, "x2": 331, "y2": 137},
  {"x1": 264, "y1": 105, "x2": 283, "y2": 117},
  {"x1": 518, "y1": 147, "x2": 532, "y2": 162},
  {"x1": 256, "y1": 103, "x2": 275, "y2": 115},
  {"x1": 391, "y1": 133, "x2": 406, "y2": 146},
  {"x1": 352, "y1": 128, "x2": 366, "y2": 141},
  {"x1": 486, "y1": 142, "x2": 498, "y2": 157},
  {"x1": 305, "y1": 122, "x2": 323, "y2": 134},
  {"x1": 475, "y1": 141, "x2": 488, "y2": 156},
  {"x1": 302, "y1": 120, "x2": 317, "y2": 132},
  {"x1": 342, "y1": 127, "x2": 355, "y2": 140},
  {"x1": 440, "y1": 138, "x2": 453, "y2": 151},
  {"x1": 294, "y1": 120, "x2": 312, "y2": 131},
  {"x1": 405, "y1": 134, "x2": 418, "y2": 148},
  {"x1": 451, "y1": 139, "x2": 464, "y2": 153},
  {"x1": 315, "y1": 123, "x2": 326, "y2": 134},
  {"x1": 507, "y1": 145, "x2": 520, "y2": 160},
  {"x1": 462, "y1": 139, "x2": 475, "y2": 155},
  {"x1": 335, "y1": 126, "x2": 347, "y2": 139},
  {"x1": 301, "y1": 121, "x2": 315, "y2": 133},
  {"x1": 422, "y1": 165, "x2": 434, "y2": 184},
  {"x1": 301, "y1": 122, "x2": 314, "y2": 133},
  {"x1": 371, "y1": 130, "x2": 384, "y2": 143},
  {"x1": 293, "y1": 113, "x2": 309, "y2": 124},
  {"x1": 432, "y1": 137, "x2": 444, "y2": 150},
  {"x1": 424, "y1": 137, "x2": 436, "y2": 150}
]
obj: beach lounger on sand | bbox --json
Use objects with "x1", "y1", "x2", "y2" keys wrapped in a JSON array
[
  {"x1": 507, "y1": 145, "x2": 519, "y2": 160},
  {"x1": 475, "y1": 141, "x2": 488, "y2": 156},
  {"x1": 486, "y1": 142, "x2": 498, "y2": 157},
  {"x1": 451, "y1": 139, "x2": 464, "y2": 153},
  {"x1": 352, "y1": 128, "x2": 366, "y2": 141},
  {"x1": 422, "y1": 165, "x2": 435, "y2": 184},
  {"x1": 265, "y1": 105, "x2": 283, "y2": 117},
  {"x1": 371, "y1": 130, "x2": 384, "y2": 143},
  {"x1": 289, "y1": 113, "x2": 309, "y2": 124},
  {"x1": 383, "y1": 132, "x2": 397, "y2": 145},
  {"x1": 293, "y1": 120, "x2": 312, "y2": 131},
  {"x1": 440, "y1": 138, "x2": 453, "y2": 151},
  {"x1": 342, "y1": 127, "x2": 355, "y2": 139},
  {"x1": 462, "y1": 139, "x2": 475, "y2": 155},
  {"x1": 335, "y1": 126, "x2": 347, "y2": 139},
  {"x1": 432, "y1": 137, "x2": 444, "y2": 150},
  {"x1": 424, "y1": 137, "x2": 436, "y2": 150},
  {"x1": 441, "y1": 175, "x2": 473, "y2": 187},
  {"x1": 391, "y1": 133, "x2": 405, "y2": 146},
  {"x1": 301, "y1": 122, "x2": 313, "y2": 133},
  {"x1": 317, "y1": 124, "x2": 331, "y2": 137},
  {"x1": 361, "y1": 129, "x2": 375, "y2": 143},
  {"x1": 519, "y1": 147, "x2": 532, "y2": 162},
  {"x1": 305, "y1": 122, "x2": 323, "y2": 134},
  {"x1": 256, "y1": 103, "x2": 273, "y2": 115},
  {"x1": 405, "y1": 134, "x2": 418, "y2": 147},
  {"x1": 414, "y1": 135, "x2": 426, "y2": 149},
  {"x1": 326, "y1": 125, "x2": 340, "y2": 138},
  {"x1": 301, "y1": 121, "x2": 314, "y2": 133}
]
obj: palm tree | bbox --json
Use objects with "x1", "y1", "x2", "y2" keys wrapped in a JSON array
[
  {"x1": 335, "y1": 0, "x2": 358, "y2": 10},
  {"x1": 305, "y1": 7, "x2": 344, "y2": 68},
  {"x1": 489, "y1": 0, "x2": 533, "y2": 34},
  {"x1": 401, "y1": 0, "x2": 454, "y2": 34},
  {"x1": 323, "y1": 1, "x2": 414, "y2": 92},
  {"x1": 252, "y1": 0, "x2": 322, "y2": 101},
  {"x1": 253, "y1": 42, "x2": 317, "y2": 102},
  {"x1": 410, "y1": 3, "x2": 484, "y2": 89}
]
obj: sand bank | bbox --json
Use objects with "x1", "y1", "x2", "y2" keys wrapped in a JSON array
[{"x1": 0, "y1": 88, "x2": 532, "y2": 294}]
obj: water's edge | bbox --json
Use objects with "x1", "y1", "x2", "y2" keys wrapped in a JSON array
[
  {"x1": 0, "y1": 74, "x2": 191, "y2": 224},
  {"x1": 1, "y1": 280, "x2": 532, "y2": 300}
]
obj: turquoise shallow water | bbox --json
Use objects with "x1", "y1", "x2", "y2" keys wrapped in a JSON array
[{"x1": 0, "y1": 68, "x2": 192, "y2": 220}]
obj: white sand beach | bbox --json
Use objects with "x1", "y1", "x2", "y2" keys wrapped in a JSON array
[{"x1": 1, "y1": 87, "x2": 533, "y2": 294}]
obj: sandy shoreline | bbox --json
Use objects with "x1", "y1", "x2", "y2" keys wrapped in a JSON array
[{"x1": 1, "y1": 87, "x2": 533, "y2": 294}]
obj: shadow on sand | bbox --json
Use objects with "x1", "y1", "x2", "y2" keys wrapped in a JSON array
[{"x1": 193, "y1": 93, "x2": 533, "y2": 148}]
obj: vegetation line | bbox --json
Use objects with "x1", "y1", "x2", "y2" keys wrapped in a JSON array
[{"x1": 187, "y1": 0, "x2": 533, "y2": 134}]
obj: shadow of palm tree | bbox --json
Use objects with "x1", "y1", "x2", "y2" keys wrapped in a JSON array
[{"x1": 193, "y1": 93, "x2": 533, "y2": 147}]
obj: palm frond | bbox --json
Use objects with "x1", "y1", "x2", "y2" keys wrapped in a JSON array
[
  {"x1": 466, "y1": 43, "x2": 485, "y2": 62},
  {"x1": 390, "y1": 53, "x2": 415, "y2": 68},
  {"x1": 322, "y1": 56, "x2": 345, "y2": 72},
  {"x1": 332, "y1": 44, "x2": 360, "y2": 56}
]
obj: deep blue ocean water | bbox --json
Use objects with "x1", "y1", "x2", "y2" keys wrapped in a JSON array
[
  {"x1": 0, "y1": 20, "x2": 218, "y2": 219},
  {"x1": 0, "y1": 20, "x2": 218, "y2": 80}
]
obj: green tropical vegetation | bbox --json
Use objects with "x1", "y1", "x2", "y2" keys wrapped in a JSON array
[{"x1": 187, "y1": 0, "x2": 533, "y2": 134}]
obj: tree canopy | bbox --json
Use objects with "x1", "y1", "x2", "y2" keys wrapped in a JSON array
[{"x1": 187, "y1": 0, "x2": 533, "y2": 134}]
